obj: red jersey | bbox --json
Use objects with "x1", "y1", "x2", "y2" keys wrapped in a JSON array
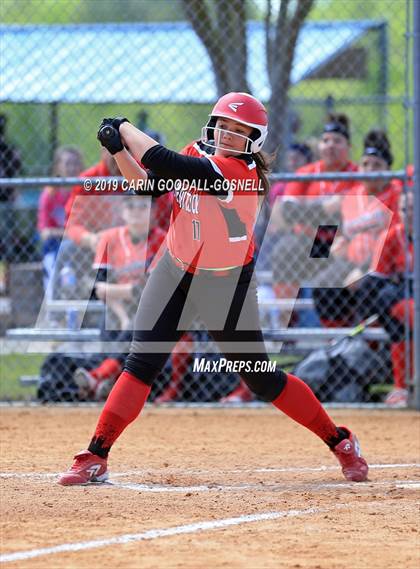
[
  {"x1": 341, "y1": 180, "x2": 401, "y2": 266},
  {"x1": 94, "y1": 226, "x2": 165, "y2": 284},
  {"x1": 284, "y1": 159, "x2": 358, "y2": 199},
  {"x1": 152, "y1": 192, "x2": 173, "y2": 233},
  {"x1": 38, "y1": 187, "x2": 70, "y2": 231},
  {"x1": 283, "y1": 159, "x2": 358, "y2": 237},
  {"x1": 166, "y1": 142, "x2": 260, "y2": 268},
  {"x1": 370, "y1": 223, "x2": 414, "y2": 277},
  {"x1": 65, "y1": 161, "x2": 123, "y2": 245}
]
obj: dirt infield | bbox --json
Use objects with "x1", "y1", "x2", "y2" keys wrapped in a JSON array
[{"x1": 0, "y1": 406, "x2": 419, "y2": 568}]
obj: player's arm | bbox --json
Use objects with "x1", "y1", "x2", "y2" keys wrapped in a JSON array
[
  {"x1": 119, "y1": 122, "x2": 159, "y2": 161},
  {"x1": 140, "y1": 145, "x2": 229, "y2": 196},
  {"x1": 95, "y1": 282, "x2": 134, "y2": 301},
  {"x1": 98, "y1": 118, "x2": 226, "y2": 195},
  {"x1": 97, "y1": 120, "x2": 167, "y2": 197},
  {"x1": 113, "y1": 147, "x2": 148, "y2": 184}
]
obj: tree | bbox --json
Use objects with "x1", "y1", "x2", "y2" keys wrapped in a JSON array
[
  {"x1": 181, "y1": 0, "x2": 315, "y2": 167},
  {"x1": 182, "y1": 0, "x2": 250, "y2": 95}
]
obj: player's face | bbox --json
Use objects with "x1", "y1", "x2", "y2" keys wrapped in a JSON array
[
  {"x1": 122, "y1": 201, "x2": 150, "y2": 236},
  {"x1": 57, "y1": 151, "x2": 83, "y2": 177},
  {"x1": 319, "y1": 132, "x2": 350, "y2": 169},
  {"x1": 214, "y1": 118, "x2": 253, "y2": 156},
  {"x1": 286, "y1": 149, "x2": 309, "y2": 172},
  {"x1": 360, "y1": 154, "x2": 389, "y2": 192}
]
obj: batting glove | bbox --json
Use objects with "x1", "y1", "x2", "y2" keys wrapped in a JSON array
[{"x1": 97, "y1": 119, "x2": 124, "y2": 155}]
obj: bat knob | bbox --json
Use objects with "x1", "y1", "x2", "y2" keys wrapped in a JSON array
[{"x1": 99, "y1": 125, "x2": 117, "y2": 140}]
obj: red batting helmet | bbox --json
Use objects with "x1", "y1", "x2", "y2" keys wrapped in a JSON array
[{"x1": 201, "y1": 92, "x2": 268, "y2": 154}]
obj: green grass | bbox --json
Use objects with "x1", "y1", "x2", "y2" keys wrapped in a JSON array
[
  {"x1": 296, "y1": 0, "x2": 413, "y2": 167},
  {"x1": 0, "y1": 354, "x2": 44, "y2": 401}
]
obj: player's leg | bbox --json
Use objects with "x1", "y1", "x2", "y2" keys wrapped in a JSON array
[
  {"x1": 155, "y1": 332, "x2": 194, "y2": 403},
  {"x1": 59, "y1": 254, "x2": 197, "y2": 485},
  {"x1": 206, "y1": 268, "x2": 368, "y2": 481},
  {"x1": 384, "y1": 298, "x2": 413, "y2": 407}
]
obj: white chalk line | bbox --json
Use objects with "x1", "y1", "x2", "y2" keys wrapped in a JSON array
[
  {"x1": 396, "y1": 483, "x2": 420, "y2": 489},
  {"x1": 0, "y1": 462, "x2": 419, "y2": 480},
  {"x1": 107, "y1": 479, "x2": 420, "y2": 493},
  {"x1": 0, "y1": 501, "x2": 374, "y2": 564}
]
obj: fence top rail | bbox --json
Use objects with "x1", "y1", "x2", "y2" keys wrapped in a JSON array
[{"x1": 0, "y1": 170, "x2": 413, "y2": 188}]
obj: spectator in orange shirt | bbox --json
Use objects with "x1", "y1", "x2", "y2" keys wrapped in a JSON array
[
  {"x1": 53, "y1": 149, "x2": 123, "y2": 300},
  {"x1": 312, "y1": 130, "x2": 401, "y2": 327},
  {"x1": 74, "y1": 195, "x2": 166, "y2": 400},
  {"x1": 65, "y1": 148, "x2": 122, "y2": 251},
  {"x1": 272, "y1": 113, "x2": 357, "y2": 303},
  {"x1": 355, "y1": 190, "x2": 414, "y2": 407},
  {"x1": 268, "y1": 142, "x2": 314, "y2": 208}
]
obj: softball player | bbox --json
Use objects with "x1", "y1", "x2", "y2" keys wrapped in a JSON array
[{"x1": 59, "y1": 93, "x2": 368, "y2": 485}]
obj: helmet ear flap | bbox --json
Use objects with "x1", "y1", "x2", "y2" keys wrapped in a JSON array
[
  {"x1": 203, "y1": 116, "x2": 217, "y2": 143},
  {"x1": 247, "y1": 128, "x2": 259, "y2": 153}
]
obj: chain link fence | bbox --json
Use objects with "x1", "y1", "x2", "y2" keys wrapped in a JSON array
[{"x1": 0, "y1": 0, "x2": 415, "y2": 406}]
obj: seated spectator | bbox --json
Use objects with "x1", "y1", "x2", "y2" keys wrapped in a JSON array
[
  {"x1": 355, "y1": 190, "x2": 414, "y2": 407},
  {"x1": 37, "y1": 146, "x2": 84, "y2": 298},
  {"x1": 37, "y1": 195, "x2": 171, "y2": 402},
  {"x1": 257, "y1": 142, "x2": 314, "y2": 268},
  {"x1": 71, "y1": 194, "x2": 194, "y2": 403},
  {"x1": 254, "y1": 143, "x2": 314, "y2": 328},
  {"x1": 74, "y1": 195, "x2": 166, "y2": 400},
  {"x1": 64, "y1": 148, "x2": 123, "y2": 251},
  {"x1": 269, "y1": 142, "x2": 314, "y2": 207},
  {"x1": 53, "y1": 148, "x2": 124, "y2": 301},
  {"x1": 312, "y1": 129, "x2": 401, "y2": 327},
  {"x1": 272, "y1": 113, "x2": 358, "y2": 305}
]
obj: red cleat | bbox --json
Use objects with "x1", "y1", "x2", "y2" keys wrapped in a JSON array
[
  {"x1": 331, "y1": 427, "x2": 369, "y2": 482},
  {"x1": 58, "y1": 450, "x2": 108, "y2": 486}
]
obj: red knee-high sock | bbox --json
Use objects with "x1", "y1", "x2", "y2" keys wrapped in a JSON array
[
  {"x1": 391, "y1": 341, "x2": 409, "y2": 389},
  {"x1": 170, "y1": 351, "x2": 188, "y2": 390},
  {"x1": 272, "y1": 373, "x2": 341, "y2": 447},
  {"x1": 88, "y1": 371, "x2": 151, "y2": 458},
  {"x1": 90, "y1": 358, "x2": 122, "y2": 381}
]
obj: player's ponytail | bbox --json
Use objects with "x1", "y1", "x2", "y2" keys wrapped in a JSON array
[{"x1": 253, "y1": 150, "x2": 273, "y2": 196}]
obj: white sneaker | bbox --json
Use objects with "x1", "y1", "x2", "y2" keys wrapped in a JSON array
[
  {"x1": 94, "y1": 378, "x2": 114, "y2": 401},
  {"x1": 74, "y1": 368, "x2": 96, "y2": 399},
  {"x1": 385, "y1": 389, "x2": 408, "y2": 408}
]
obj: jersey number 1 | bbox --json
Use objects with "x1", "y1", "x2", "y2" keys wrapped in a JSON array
[{"x1": 192, "y1": 219, "x2": 201, "y2": 241}]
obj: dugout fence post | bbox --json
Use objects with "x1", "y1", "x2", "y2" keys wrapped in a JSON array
[{"x1": 412, "y1": 0, "x2": 420, "y2": 411}]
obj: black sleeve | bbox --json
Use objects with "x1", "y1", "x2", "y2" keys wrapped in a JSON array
[
  {"x1": 141, "y1": 144, "x2": 228, "y2": 196},
  {"x1": 132, "y1": 171, "x2": 171, "y2": 198}
]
